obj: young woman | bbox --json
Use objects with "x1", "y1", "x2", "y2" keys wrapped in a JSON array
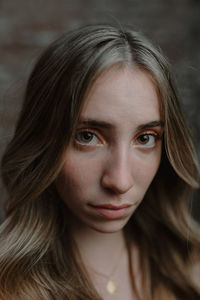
[{"x1": 0, "y1": 24, "x2": 200, "y2": 300}]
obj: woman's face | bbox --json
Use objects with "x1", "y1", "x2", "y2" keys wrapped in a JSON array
[{"x1": 56, "y1": 67, "x2": 164, "y2": 233}]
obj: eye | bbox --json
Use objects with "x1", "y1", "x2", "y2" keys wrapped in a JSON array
[
  {"x1": 75, "y1": 131, "x2": 99, "y2": 145},
  {"x1": 135, "y1": 133, "x2": 158, "y2": 147}
]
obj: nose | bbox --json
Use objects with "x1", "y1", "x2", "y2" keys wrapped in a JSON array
[{"x1": 101, "y1": 147, "x2": 134, "y2": 195}]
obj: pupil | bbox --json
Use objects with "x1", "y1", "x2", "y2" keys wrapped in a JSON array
[
  {"x1": 140, "y1": 135, "x2": 149, "y2": 143},
  {"x1": 83, "y1": 132, "x2": 92, "y2": 141}
]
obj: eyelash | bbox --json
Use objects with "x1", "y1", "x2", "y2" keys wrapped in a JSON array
[
  {"x1": 135, "y1": 131, "x2": 162, "y2": 147},
  {"x1": 74, "y1": 129, "x2": 162, "y2": 148},
  {"x1": 75, "y1": 130, "x2": 101, "y2": 146}
]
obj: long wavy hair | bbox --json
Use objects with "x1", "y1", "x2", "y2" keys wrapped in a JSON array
[{"x1": 0, "y1": 24, "x2": 200, "y2": 300}]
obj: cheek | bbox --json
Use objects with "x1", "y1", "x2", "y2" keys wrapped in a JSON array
[
  {"x1": 133, "y1": 150, "x2": 161, "y2": 187},
  {"x1": 56, "y1": 155, "x2": 101, "y2": 200}
]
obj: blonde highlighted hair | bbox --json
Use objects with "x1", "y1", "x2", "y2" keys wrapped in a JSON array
[{"x1": 0, "y1": 24, "x2": 200, "y2": 299}]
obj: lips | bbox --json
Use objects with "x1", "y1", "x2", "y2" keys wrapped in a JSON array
[
  {"x1": 91, "y1": 203, "x2": 131, "y2": 210},
  {"x1": 89, "y1": 203, "x2": 131, "y2": 219}
]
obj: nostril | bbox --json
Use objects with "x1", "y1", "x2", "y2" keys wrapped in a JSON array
[
  {"x1": 101, "y1": 171, "x2": 134, "y2": 195},
  {"x1": 101, "y1": 151, "x2": 134, "y2": 194},
  {"x1": 103, "y1": 186, "x2": 120, "y2": 196}
]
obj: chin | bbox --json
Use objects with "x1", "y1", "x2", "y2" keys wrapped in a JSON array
[{"x1": 87, "y1": 218, "x2": 131, "y2": 234}]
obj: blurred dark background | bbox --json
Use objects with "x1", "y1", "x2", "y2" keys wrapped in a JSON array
[{"x1": 0, "y1": 0, "x2": 199, "y2": 221}]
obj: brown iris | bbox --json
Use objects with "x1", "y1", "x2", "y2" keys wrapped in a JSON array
[
  {"x1": 76, "y1": 131, "x2": 95, "y2": 144},
  {"x1": 137, "y1": 134, "x2": 151, "y2": 144}
]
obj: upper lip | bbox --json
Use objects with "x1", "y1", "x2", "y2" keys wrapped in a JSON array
[{"x1": 89, "y1": 204, "x2": 131, "y2": 210}]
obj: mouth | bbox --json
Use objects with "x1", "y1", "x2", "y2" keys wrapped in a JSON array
[{"x1": 88, "y1": 203, "x2": 131, "y2": 219}]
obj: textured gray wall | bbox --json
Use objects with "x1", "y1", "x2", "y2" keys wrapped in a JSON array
[{"x1": 0, "y1": 0, "x2": 200, "y2": 221}]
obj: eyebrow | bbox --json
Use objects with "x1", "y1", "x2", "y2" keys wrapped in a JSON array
[
  {"x1": 78, "y1": 118, "x2": 164, "y2": 131},
  {"x1": 137, "y1": 120, "x2": 164, "y2": 131}
]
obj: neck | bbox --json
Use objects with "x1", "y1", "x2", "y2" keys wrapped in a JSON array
[{"x1": 71, "y1": 223, "x2": 126, "y2": 273}]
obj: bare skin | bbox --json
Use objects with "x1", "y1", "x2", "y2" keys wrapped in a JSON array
[
  {"x1": 71, "y1": 223, "x2": 144, "y2": 299},
  {"x1": 56, "y1": 66, "x2": 163, "y2": 299}
]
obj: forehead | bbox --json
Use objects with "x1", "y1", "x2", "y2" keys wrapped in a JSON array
[{"x1": 81, "y1": 66, "x2": 161, "y2": 127}]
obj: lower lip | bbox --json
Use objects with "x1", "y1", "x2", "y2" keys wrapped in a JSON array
[{"x1": 89, "y1": 205, "x2": 131, "y2": 219}]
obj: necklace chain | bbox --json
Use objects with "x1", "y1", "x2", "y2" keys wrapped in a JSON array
[{"x1": 87, "y1": 245, "x2": 125, "y2": 295}]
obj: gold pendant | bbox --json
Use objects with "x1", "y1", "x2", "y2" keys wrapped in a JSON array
[{"x1": 106, "y1": 279, "x2": 117, "y2": 294}]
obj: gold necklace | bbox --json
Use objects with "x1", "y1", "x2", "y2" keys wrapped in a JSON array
[{"x1": 87, "y1": 246, "x2": 125, "y2": 295}]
